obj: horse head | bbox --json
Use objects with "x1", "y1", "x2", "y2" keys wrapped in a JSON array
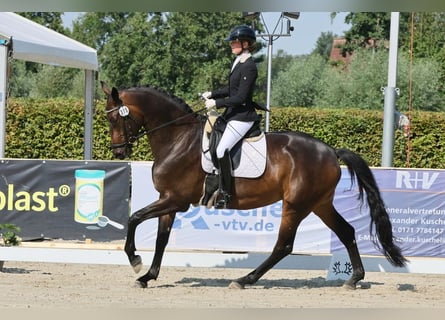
[{"x1": 101, "y1": 81, "x2": 145, "y2": 159}]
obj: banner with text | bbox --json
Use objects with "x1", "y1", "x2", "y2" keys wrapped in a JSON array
[
  {"x1": 0, "y1": 159, "x2": 131, "y2": 241},
  {"x1": 331, "y1": 167, "x2": 445, "y2": 257},
  {"x1": 133, "y1": 162, "x2": 445, "y2": 258}
]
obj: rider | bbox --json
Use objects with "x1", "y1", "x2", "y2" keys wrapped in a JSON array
[{"x1": 201, "y1": 24, "x2": 263, "y2": 209}]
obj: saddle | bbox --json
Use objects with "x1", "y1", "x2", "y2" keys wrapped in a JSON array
[{"x1": 204, "y1": 113, "x2": 263, "y2": 171}]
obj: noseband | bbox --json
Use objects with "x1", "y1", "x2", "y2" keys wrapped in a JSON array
[{"x1": 106, "y1": 105, "x2": 146, "y2": 150}]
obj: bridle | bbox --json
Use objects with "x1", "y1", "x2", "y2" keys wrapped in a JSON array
[
  {"x1": 106, "y1": 105, "x2": 147, "y2": 150},
  {"x1": 106, "y1": 102, "x2": 207, "y2": 150}
]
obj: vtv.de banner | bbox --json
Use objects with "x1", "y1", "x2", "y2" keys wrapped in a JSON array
[{"x1": 133, "y1": 162, "x2": 445, "y2": 258}]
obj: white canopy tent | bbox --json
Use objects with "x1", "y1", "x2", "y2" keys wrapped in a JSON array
[{"x1": 0, "y1": 12, "x2": 98, "y2": 159}]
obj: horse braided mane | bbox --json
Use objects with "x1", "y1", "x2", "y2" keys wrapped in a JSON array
[{"x1": 126, "y1": 85, "x2": 195, "y2": 115}]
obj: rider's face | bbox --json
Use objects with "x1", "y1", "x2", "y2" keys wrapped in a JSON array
[{"x1": 230, "y1": 40, "x2": 243, "y2": 55}]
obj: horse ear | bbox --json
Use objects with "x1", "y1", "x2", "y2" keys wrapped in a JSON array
[
  {"x1": 111, "y1": 87, "x2": 120, "y2": 103},
  {"x1": 101, "y1": 81, "x2": 111, "y2": 95}
]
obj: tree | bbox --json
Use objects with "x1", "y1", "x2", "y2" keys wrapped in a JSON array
[
  {"x1": 149, "y1": 12, "x2": 241, "y2": 98},
  {"x1": 341, "y1": 12, "x2": 445, "y2": 66},
  {"x1": 272, "y1": 54, "x2": 327, "y2": 107},
  {"x1": 19, "y1": 12, "x2": 67, "y2": 35},
  {"x1": 12, "y1": 12, "x2": 268, "y2": 99},
  {"x1": 99, "y1": 13, "x2": 157, "y2": 88},
  {"x1": 315, "y1": 49, "x2": 388, "y2": 109},
  {"x1": 312, "y1": 31, "x2": 334, "y2": 60},
  {"x1": 341, "y1": 12, "x2": 411, "y2": 55},
  {"x1": 98, "y1": 12, "x2": 260, "y2": 101},
  {"x1": 401, "y1": 13, "x2": 445, "y2": 60},
  {"x1": 71, "y1": 12, "x2": 135, "y2": 56},
  {"x1": 9, "y1": 12, "x2": 78, "y2": 98},
  {"x1": 314, "y1": 48, "x2": 445, "y2": 111},
  {"x1": 255, "y1": 49, "x2": 292, "y2": 103},
  {"x1": 404, "y1": 12, "x2": 445, "y2": 88},
  {"x1": 30, "y1": 65, "x2": 80, "y2": 98},
  {"x1": 8, "y1": 61, "x2": 33, "y2": 97}
]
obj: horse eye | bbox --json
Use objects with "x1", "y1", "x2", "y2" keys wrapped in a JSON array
[{"x1": 107, "y1": 112, "x2": 120, "y2": 125}]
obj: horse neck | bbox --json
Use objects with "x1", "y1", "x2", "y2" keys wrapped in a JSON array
[
  {"x1": 139, "y1": 98, "x2": 202, "y2": 159},
  {"x1": 147, "y1": 119, "x2": 201, "y2": 161}
]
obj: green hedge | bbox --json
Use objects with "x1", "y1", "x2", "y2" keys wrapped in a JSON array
[
  {"x1": 5, "y1": 98, "x2": 152, "y2": 161},
  {"x1": 5, "y1": 98, "x2": 445, "y2": 169},
  {"x1": 270, "y1": 107, "x2": 445, "y2": 169}
]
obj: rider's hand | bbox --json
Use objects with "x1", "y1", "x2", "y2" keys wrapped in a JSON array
[
  {"x1": 205, "y1": 99, "x2": 216, "y2": 110},
  {"x1": 202, "y1": 91, "x2": 212, "y2": 100}
]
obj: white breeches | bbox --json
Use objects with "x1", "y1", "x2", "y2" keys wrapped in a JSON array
[{"x1": 216, "y1": 120, "x2": 254, "y2": 159}]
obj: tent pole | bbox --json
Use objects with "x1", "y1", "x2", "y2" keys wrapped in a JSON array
[
  {"x1": 0, "y1": 40, "x2": 9, "y2": 158},
  {"x1": 84, "y1": 69, "x2": 95, "y2": 160}
]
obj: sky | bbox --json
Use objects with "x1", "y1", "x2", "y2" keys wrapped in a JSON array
[
  {"x1": 62, "y1": 12, "x2": 351, "y2": 56},
  {"x1": 260, "y1": 12, "x2": 350, "y2": 55}
]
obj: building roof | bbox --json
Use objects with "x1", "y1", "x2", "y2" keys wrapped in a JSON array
[{"x1": 329, "y1": 37, "x2": 352, "y2": 67}]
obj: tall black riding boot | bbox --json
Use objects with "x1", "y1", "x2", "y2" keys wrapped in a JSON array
[
  {"x1": 200, "y1": 173, "x2": 219, "y2": 207},
  {"x1": 215, "y1": 150, "x2": 233, "y2": 209}
]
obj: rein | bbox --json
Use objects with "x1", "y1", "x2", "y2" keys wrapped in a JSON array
[{"x1": 106, "y1": 101, "x2": 207, "y2": 150}]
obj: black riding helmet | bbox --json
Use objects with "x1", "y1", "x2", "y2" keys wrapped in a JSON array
[{"x1": 225, "y1": 25, "x2": 256, "y2": 43}]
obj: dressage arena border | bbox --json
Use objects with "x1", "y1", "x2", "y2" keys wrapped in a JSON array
[{"x1": 0, "y1": 241, "x2": 444, "y2": 275}]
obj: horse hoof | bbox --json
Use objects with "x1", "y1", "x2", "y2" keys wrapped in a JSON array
[
  {"x1": 228, "y1": 281, "x2": 245, "y2": 289},
  {"x1": 359, "y1": 282, "x2": 371, "y2": 289},
  {"x1": 133, "y1": 280, "x2": 147, "y2": 289},
  {"x1": 342, "y1": 282, "x2": 357, "y2": 290},
  {"x1": 130, "y1": 255, "x2": 143, "y2": 274}
]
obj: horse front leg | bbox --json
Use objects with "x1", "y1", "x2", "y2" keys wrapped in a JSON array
[
  {"x1": 124, "y1": 198, "x2": 181, "y2": 281},
  {"x1": 124, "y1": 212, "x2": 143, "y2": 273},
  {"x1": 134, "y1": 213, "x2": 175, "y2": 288}
]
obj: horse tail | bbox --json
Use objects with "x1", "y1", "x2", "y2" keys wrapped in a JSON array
[{"x1": 335, "y1": 148, "x2": 408, "y2": 267}]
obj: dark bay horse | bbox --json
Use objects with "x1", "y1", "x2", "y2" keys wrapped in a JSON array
[{"x1": 101, "y1": 82, "x2": 407, "y2": 289}]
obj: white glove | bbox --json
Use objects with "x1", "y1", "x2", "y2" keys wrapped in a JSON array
[
  {"x1": 205, "y1": 99, "x2": 216, "y2": 110},
  {"x1": 202, "y1": 91, "x2": 212, "y2": 99}
]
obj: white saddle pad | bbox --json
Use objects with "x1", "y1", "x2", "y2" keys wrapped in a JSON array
[{"x1": 201, "y1": 131, "x2": 267, "y2": 178}]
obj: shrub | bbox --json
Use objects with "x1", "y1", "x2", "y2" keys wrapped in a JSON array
[{"x1": 5, "y1": 98, "x2": 445, "y2": 169}]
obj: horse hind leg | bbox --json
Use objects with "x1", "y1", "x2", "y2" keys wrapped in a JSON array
[
  {"x1": 314, "y1": 204, "x2": 365, "y2": 289},
  {"x1": 229, "y1": 205, "x2": 304, "y2": 289}
]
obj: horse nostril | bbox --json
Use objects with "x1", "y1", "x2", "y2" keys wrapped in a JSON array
[{"x1": 113, "y1": 150, "x2": 125, "y2": 160}]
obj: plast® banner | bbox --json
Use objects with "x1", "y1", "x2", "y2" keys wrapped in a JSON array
[{"x1": 0, "y1": 159, "x2": 131, "y2": 241}]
